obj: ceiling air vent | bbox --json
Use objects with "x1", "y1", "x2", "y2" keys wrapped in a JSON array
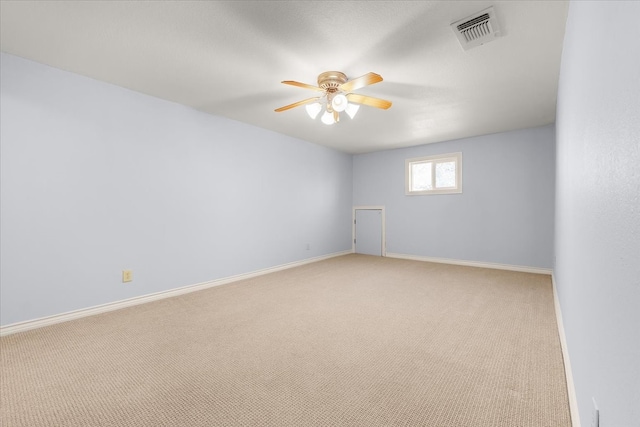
[{"x1": 451, "y1": 6, "x2": 501, "y2": 50}]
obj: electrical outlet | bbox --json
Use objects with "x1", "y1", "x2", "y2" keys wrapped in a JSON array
[
  {"x1": 591, "y1": 398, "x2": 599, "y2": 427},
  {"x1": 122, "y1": 269, "x2": 133, "y2": 283}
]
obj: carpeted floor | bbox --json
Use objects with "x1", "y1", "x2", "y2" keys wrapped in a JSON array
[{"x1": 0, "y1": 254, "x2": 571, "y2": 426}]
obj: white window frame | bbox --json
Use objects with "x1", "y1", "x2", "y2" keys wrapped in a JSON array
[{"x1": 405, "y1": 152, "x2": 462, "y2": 195}]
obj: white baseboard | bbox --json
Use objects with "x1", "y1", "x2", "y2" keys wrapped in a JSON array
[
  {"x1": 552, "y1": 273, "x2": 581, "y2": 427},
  {"x1": 386, "y1": 252, "x2": 552, "y2": 275},
  {"x1": 0, "y1": 250, "x2": 352, "y2": 337}
]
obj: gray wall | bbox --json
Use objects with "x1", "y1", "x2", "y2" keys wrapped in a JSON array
[
  {"x1": 0, "y1": 53, "x2": 353, "y2": 326},
  {"x1": 353, "y1": 125, "x2": 556, "y2": 269},
  {"x1": 555, "y1": 2, "x2": 640, "y2": 426}
]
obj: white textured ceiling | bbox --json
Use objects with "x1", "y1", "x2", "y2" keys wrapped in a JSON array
[{"x1": 0, "y1": 1, "x2": 569, "y2": 154}]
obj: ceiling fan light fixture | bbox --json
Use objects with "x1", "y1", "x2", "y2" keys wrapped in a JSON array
[
  {"x1": 320, "y1": 110, "x2": 335, "y2": 125},
  {"x1": 331, "y1": 93, "x2": 348, "y2": 112},
  {"x1": 305, "y1": 102, "x2": 322, "y2": 119},
  {"x1": 275, "y1": 71, "x2": 390, "y2": 124},
  {"x1": 345, "y1": 103, "x2": 360, "y2": 119}
]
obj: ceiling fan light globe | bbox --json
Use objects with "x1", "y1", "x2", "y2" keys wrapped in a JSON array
[
  {"x1": 331, "y1": 94, "x2": 348, "y2": 112},
  {"x1": 305, "y1": 103, "x2": 322, "y2": 119},
  {"x1": 321, "y1": 111, "x2": 335, "y2": 125},
  {"x1": 345, "y1": 103, "x2": 360, "y2": 119}
]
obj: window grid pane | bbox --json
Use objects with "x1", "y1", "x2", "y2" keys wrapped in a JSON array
[
  {"x1": 411, "y1": 162, "x2": 433, "y2": 191},
  {"x1": 435, "y1": 161, "x2": 456, "y2": 188}
]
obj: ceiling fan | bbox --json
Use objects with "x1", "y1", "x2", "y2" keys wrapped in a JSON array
[{"x1": 274, "y1": 71, "x2": 392, "y2": 125}]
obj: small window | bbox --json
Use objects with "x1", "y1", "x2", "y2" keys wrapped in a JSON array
[{"x1": 405, "y1": 152, "x2": 462, "y2": 195}]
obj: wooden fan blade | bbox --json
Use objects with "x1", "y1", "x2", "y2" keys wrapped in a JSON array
[
  {"x1": 346, "y1": 93, "x2": 392, "y2": 109},
  {"x1": 274, "y1": 97, "x2": 322, "y2": 112},
  {"x1": 339, "y1": 72, "x2": 383, "y2": 92},
  {"x1": 281, "y1": 80, "x2": 325, "y2": 92}
]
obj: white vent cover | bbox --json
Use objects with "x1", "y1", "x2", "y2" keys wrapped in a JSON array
[{"x1": 451, "y1": 6, "x2": 501, "y2": 50}]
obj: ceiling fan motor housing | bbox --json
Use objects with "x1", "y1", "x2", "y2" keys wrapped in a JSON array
[
  {"x1": 318, "y1": 71, "x2": 347, "y2": 92},
  {"x1": 318, "y1": 71, "x2": 347, "y2": 112}
]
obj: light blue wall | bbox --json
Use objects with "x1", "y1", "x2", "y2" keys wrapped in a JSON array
[
  {"x1": 353, "y1": 125, "x2": 556, "y2": 269},
  {"x1": 555, "y1": 2, "x2": 640, "y2": 426},
  {"x1": 0, "y1": 53, "x2": 353, "y2": 326}
]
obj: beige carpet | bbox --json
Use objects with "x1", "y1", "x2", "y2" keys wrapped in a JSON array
[{"x1": 0, "y1": 254, "x2": 571, "y2": 426}]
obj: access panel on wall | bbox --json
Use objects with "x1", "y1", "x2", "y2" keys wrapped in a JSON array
[{"x1": 355, "y1": 209, "x2": 383, "y2": 256}]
